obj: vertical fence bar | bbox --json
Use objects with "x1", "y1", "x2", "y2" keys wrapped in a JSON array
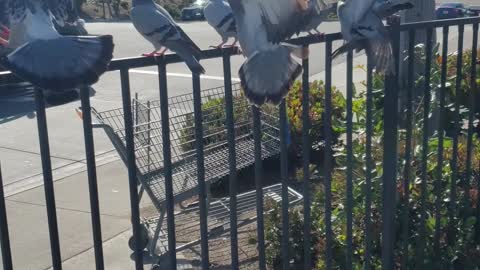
[
  {"x1": 345, "y1": 50, "x2": 354, "y2": 270},
  {"x1": 253, "y1": 105, "x2": 266, "y2": 270},
  {"x1": 465, "y1": 24, "x2": 478, "y2": 214},
  {"x1": 34, "y1": 88, "x2": 62, "y2": 270},
  {"x1": 382, "y1": 23, "x2": 400, "y2": 270},
  {"x1": 401, "y1": 29, "x2": 415, "y2": 270},
  {"x1": 147, "y1": 101, "x2": 152, "y2": 173},
  {"x1": 302, "y1": 50, "x2": 312, "y2": 270},
  {"x1": 434, "y1": 26, "x2": 449, "y2": 261},
  {"x1": 417, "y1": 28, "x2": 434, "y2": 269},
  {"x1": 448, "y1": 23, "x2": 464, "y2": 246},
  {"x1": 364, "y1": 52, "x2": 373, "y2": 270},
  {"x1": 79, "y1": 87, "x2": 105, "y2": 270},
  {"x1": 324, "y1": 40, "x2": 333, "y2": 270},
  {"x1": 119, "y1": 69, "x2": 143, "y2": 270},
  {"x1": 192, "y1": 73, "x2": 210, "y2": 269},
  {"x1": 222, "y1": 51, "x2": 239, "y2": 269},
  {"x1": 470, "y1": 23, "x2": 480, "y2": 239},
  {"x1": 0, "y1": 165, "x2": 12, "y2": 270},
  {"x1": 280, "y1": 100, "x2": 290, "y2": 270},
  {"x1": 157, "y1": 60, "x2": 177, "y2": 269}
]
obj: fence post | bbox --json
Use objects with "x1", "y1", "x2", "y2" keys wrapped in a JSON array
[
  {"x1": 382, "y1": 20, "x2": 400, "y2": 270},
  {"x1": 0, "y1": 164, "x2": 12, "y2": 270}
]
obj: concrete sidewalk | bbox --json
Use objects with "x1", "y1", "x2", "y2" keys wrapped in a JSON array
[{"x1": 1, "y1": 160, "x2": 154, "y2": 270}]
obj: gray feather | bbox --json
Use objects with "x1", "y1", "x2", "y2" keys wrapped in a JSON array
[
  {"x1": 130, "y1": 0, "x2": 205, "y2": 73},
  {"x1": 336, "y1": 0, "x2": 405, "y2": 74},
  {"x1": 1, "y1": 35, "x2": 114, "y2": 90},
  {"x1": 204, "y1": 0, "x2": 236, "y2": 42},
  {"x1": 239, "y1": 45, "x2": 302, "y2": 106}
]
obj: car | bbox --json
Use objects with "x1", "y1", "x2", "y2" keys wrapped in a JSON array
[
  {"x1": 436, "y1": 3, "x2": 467, "y2": 19},
  {"x1": 181, "y1": 1, "x2": 207, "y2": 21},
  {"x1": 468, "y1": 6, "x2": 480, "y2": 16}
]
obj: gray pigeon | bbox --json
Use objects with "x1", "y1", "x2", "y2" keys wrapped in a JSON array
[
  {"x1": 333, "y1": 0, "x2": 412, "y2": 74},
  {"x1": 228, "y1": 0, "x2": 330, "y2": 105},
  {"x1": 204, "y1": 0, "x2": 237, "y2": 48},
  {"x1": 0, "y1": 0, "x2": 114, "y2": 91},
  {"x1": 301, "y1": 0, "x2": 337, "y2": 35},
  {"x1": 130, "y1": 0, "x2": 205, "y2": 74},
  {"x1": 373, "y1": 0, "x2": 414, "y2": 18}
]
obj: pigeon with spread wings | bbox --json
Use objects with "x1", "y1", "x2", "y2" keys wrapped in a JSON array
[
  {"x1": 204, "y1": 0, "x2": 237, "y2": 48},
  {"x1": 301, "y1": 0, "x2": 337, "y2": 36},
  {"x1": 130, "y1": 0, "x2": 205, "y2": 74},
  {"x1": 228, "y1": 0, "x2": 331, "y2": 105},
  {"x1": 0, "y1": 0, "x2": 114, "y2": 91},
  {"x1": 333, "y1": 0, "x2": 413, "y2": 74}
]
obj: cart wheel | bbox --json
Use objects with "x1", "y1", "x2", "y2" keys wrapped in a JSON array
[{"x1": 128, "y1": 225, "x2": 149, "y2": 251}]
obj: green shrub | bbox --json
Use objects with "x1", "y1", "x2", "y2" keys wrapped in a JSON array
[
  {"x1": 179, "y1": 94, "x2": 251, "y2": 153},
  {"x1": 286, "y1": 80, "x2": 346, "y2": 159},
  {"x1": 264, "y1": 46, "x2": 480, "y2": 269}
]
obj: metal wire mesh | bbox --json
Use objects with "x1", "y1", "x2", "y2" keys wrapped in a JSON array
[{"x1": 92, "y1": 83, "x2": 281, "y2": 208}]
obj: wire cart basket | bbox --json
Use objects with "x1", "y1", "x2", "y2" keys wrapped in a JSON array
[{"x1": 88, "y1": 83, "x2": 300, "y2": 257}]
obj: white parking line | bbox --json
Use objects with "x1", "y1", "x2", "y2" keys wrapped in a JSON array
[{"x1": 130, "y1": 69, "x2": 241, "y2": 82}]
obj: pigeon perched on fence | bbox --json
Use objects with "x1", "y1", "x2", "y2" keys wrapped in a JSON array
[
  {"x1": 204, "y1": 0, "x2": 237, "y2": 48},
  {"x1": 333, "y1": 0, "x2": 413, "y2": 74},
  {"x1": 373, "y1": 0, "x2": 414, "y2": 18},
  {"x1": 227, "y1": 0, "x2": 332, "y2": 105},
  {"x1": 130, "y1": 0, "x2": 205, "y2": 74},
  {"x1": 0, "y1": 0, "x2": 114, "y2": 91}
]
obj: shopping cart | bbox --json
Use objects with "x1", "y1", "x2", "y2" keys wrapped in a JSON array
[{"x1": 86, "y1": 83, "x2": 299, "y2": 257}]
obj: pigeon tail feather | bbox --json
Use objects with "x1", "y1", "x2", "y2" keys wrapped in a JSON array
[
  {"x1": 168, "y1": 40, "x2": 206, "y2": 74},
  {"x1": 367, "y1": 39, "x2": 394, "y2": 75},
  {"x1": 1, "y1": 35, "x2": 114, "y2": 91},
  {"x1": 332, "y1": 39, "x2": 367, "y2": 59},
  {"x1": 239, "y1": 45, "x2": 302, "y2": 106}
]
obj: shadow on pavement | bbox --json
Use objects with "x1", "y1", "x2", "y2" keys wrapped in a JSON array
[{"x1": 0, "y1": 83, "x2": 96, "y2": 125}]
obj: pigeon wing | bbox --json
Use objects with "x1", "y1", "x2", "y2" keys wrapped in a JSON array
[
  {"x1": 257, "y1": 0, "x2": 311, "y2": 43},
  {"x1": 46, "y1": 0, "x2": 78, "y2": 26},
  {"x1": 132, "y1": 6, "x2": 201, "y2": 56}
]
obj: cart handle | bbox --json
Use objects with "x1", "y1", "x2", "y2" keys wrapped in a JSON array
[{"x1": 75, "y1": 107, "x2": 108, "y2": 129}]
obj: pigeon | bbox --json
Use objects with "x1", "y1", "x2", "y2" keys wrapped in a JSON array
[
  {"x1": 204, "y1": 0, "x2": 237, "y2": 48},
  {"x1": 228, "y1": 0, "x2": 331, "y2": 106},
  {"x1": 301, "y1": 0, "x2": 337, "y2": 36},
  {"x1": 373, "y1": 0, "x2": 414, "y2": 18},
  {"x1": 333, "y1": 0, "x2": 412, "y2": 74},
  {"x1": 130, "y1": 0, "x2": 205, "y2": 74},
  {"x1": 0, "y1": 0, "x2": 114, "y2": 91}
]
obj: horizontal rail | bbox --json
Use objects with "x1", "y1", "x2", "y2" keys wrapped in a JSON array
[{"x1": 1, "y1": 17, "x2": 479, "y2": 83}]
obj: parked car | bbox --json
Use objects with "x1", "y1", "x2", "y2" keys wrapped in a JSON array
[
  {"x1": 436, "y1": 3, "x2": 468, "y2": 19},
  {"x1": 181, "y1": 1, "x2": 207, "y2": 21},
  {"x1": 469, "y1": 6, "x2": 480, "y2": 16}
]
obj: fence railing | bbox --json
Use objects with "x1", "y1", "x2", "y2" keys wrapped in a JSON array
[{"x1": 0, "y1": 16, "x2": 479, "y2": 270}]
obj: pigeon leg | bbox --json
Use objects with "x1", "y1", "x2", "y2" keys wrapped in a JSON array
[
  {"x1": 142, "y1": 47, "x2": 167, "y2": 57},
  {"x1": 0, "y1": 37, "x2": 7, "y2": 47},
  {"x1": 223, "y1": 38, "x2": 238, "y2": 48},
  {"x1": 0, "y1": 26, "x2": 9, "y2": 40},
  {"x1": 307, "y1": 29, "x2": 325, "y2": 39},
  {"x1": 209, "y1": 41, "x2": 226, "y2": 49}
]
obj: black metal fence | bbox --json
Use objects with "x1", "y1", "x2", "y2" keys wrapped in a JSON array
[{"x1": 0, "y1": 16, "x2": 479, "y2": 270}]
